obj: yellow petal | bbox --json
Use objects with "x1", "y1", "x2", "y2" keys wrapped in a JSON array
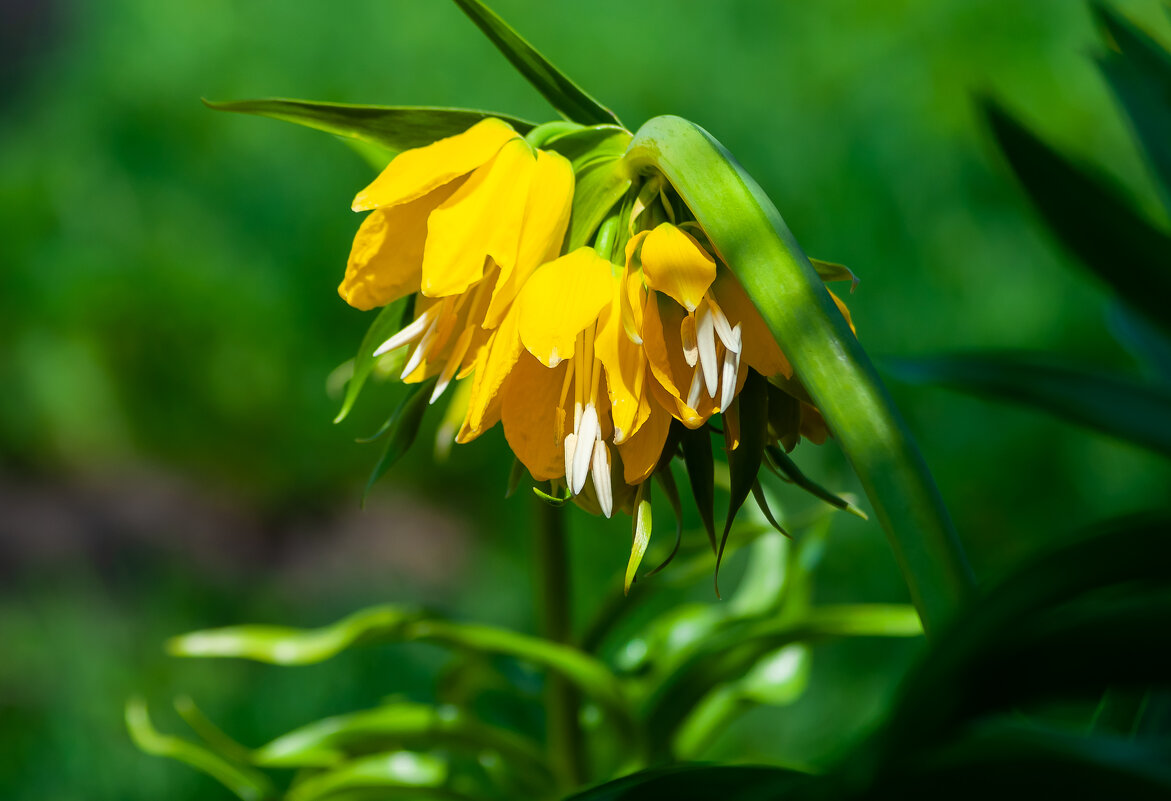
[
  {"x1": 595, "y1": 275, "x2": 650, "y2": 443},
  {"x1": 711, "y1": 267, "x2": 792, "y2": 380},
  {"x1": 483, "y1": 149, "x2": 574, "y2": 328},
  {"x1": 458, "y1": 304, "x2": 522, "y2": 442},
  {"x1": 642, "y1": 292, "x2": 719, "y2": 426},
  {"x1": 616, "y1": 402, "x2": 671, "y2": 485},
  {"x1": 420, "y1": 138, "x2": 536, "y2": 299},
  {"x1": 502, "y1": 353, "x2": 571, "y2": 481},
  {"x1": 339, "y1": 181, "x2": 461, "y2": 310},
  {"x1": 517, "y1": 248, "x2": 615, "y2": 367},
  {"x1": 640, "y1": 223, "x2": 717, "y2": 313},
  {"x1": 352, "y1": 118, "x2": 517, "y2": 211}
]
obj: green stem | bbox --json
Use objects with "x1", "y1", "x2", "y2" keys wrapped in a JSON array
[
  {"x1": 624, "y1": 116, "x2": 974, "y2": 634},
  {"x1": 534, "y1": 500, "x2": 586, "y2": 788}
]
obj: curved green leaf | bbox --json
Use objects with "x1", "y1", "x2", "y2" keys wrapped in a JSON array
[
  {"x1": 680, "y1": 426, "x2": 716, "y2": 552},
  {"x1": 625, "y1": 481, "x2": 653, "y2": 594},
  {"x1": 568, "y1": 159, "x2": 632, "y2": 250},
  {"x1": 125, "y1": 698, "x2": 275, "y2": 801},
  {"x1": 885, "y1": 352, "x2": 1171, "y2": 458},
  {"x1": 624, "y1": 115, "x2": 972, "y2": 634},
  {"x1": 449, "y1": 0, "x2": 621, "y2": 127},
  {"x1": 336, "y1": 298, "x2": 409, "y2": 423},
  {"x1": 286, "y1": 751, "x2": 447, "y2": 801},
  {"x1": 363, "y1": 378, "x2": 437, "y2": 502},
  {"x1": 983, "y1": 99, "x2": 1171, "y2": 336},
  {"x1": 205, "y1": 98, "x2": 535, "y2": 157}
]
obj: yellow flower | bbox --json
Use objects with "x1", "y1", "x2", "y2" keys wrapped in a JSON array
[
  {"x1": 456, "y1": 247, "x2": 671, "y2": 517},
  {"x1": 340, "y1": 118, "x2": 574, "y2": 401}
]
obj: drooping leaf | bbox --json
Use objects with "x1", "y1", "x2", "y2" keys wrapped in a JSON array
[
  {"x1": 983, "y1": 99, "x2": 1171, "y2": 336},
  {"x1": 449, "y1": 0, "x2": 622, "y2": 127},
  {"x1": 1093, "y1": 3, "x2": 1171, "y2": 211},
  {"x1": 505, "y1": 457, "x2": 527, "y2": 498},
  {"x1": 715, "y1": 371, "x2": 769, "y2": 594},
  {"x1": 125, "y1": 699, "x2": 275, "y2": 801},
  {"x1": 625, "y1": 481, "x2": 653, "y2": 594},
  {"x1": 764, "y1": 444, "x2": 867, "y2": 519},
  {"x1": 363, "y1": 378, "x2": 437, "y2": 502},
  {"x1": 885, "y1": 352, "x2": 1171, "y2": 458},
  {"x1": 646, "y1": 465, "x2": 684, "y2": 576},
  {"x1": 336, "y1": 297, "x2": 409, "y2": 423},
  {"x1": 679, "y1": 426, "x2": 716, "y2": 552},
  {"x1": 624, "y1": 115, "x2": 971, "y2": 636},
  {"x1": 751, "y1": 481, "x2": 790, "y2": 537},
  {"x1": 205, "y1": 98, "x2": 534, "y2": 157},
  {"x1": 285, "y1": 750, "x2": 447, "y2": 801}
]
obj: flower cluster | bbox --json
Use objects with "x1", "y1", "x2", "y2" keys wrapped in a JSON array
[{"x1": 340, "y1": 118, "x2": 851, "y2": 526}]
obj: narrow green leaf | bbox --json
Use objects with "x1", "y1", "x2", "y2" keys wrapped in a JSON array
[
  {"x1": 679, "y1": 426, "x2": 716, "y2": 552},
  {"x1": 568, "y1": 159, "x2": 632, "y2": 249},
  {"x1": 562, "y1": 764, "x2": 811, "y2": 801},
  {"x1": 205, "y1": 98, "x2": 534, "y2": 157},
  {"x1": 716, "y1": 371, "x2": 769, "y2": 594},
  {"x1": 449, "y1": 0, "x2": 622, "y2": 127},
  {"x1": 764, "y1": 444, "x2": 867, "y2": 519},
  {"x1": 336, "y1": 298, "x2": 408, "y2": 423},
  {"x1": 886, "y1": 352, "x2": 1171, "y2": 458},
  {"x1": 625, "y1": 481, "x2": 653, "y2": 594},
  {"x1": 1093, "y1": 4, "x2": 1171, "y2": 211},
  {"x1": 363, "y1": 378, "x2": 437, "y2": 502},
  {"x1": 125, "y1": 698, "x2": 275, "y2": 801},
  {"x1": 505, "y1": 457, "x2": 527, "y2": 498},
  {"x1": 173, "y1": 696, "x2": 253, "y2": 765},
  {"x1": 646, "y1": 465, "x2": 684, "y2": 576},
  {"x1": 984, "y1": 99, "x2": 1171, "y2": 336},
  {"x1": 252, "y1": 702, "x2": 549, "y2": 784},
  {"x1": 751, "y1": 481, "x2": 790, "y2": 537},
  {"x1": 533, "y1": 483, "x2": 571, "y2": 505},
  {"x1": 624, "y1": 115, "x2": 971, "y2": 634},
  {"x1": 286, "y1": 751, "x2": 446, "y2": 801}
]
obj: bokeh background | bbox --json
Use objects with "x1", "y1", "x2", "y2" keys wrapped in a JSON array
[{"x1": 3, "y1": 0, "x2": 1171, "y2": 797}]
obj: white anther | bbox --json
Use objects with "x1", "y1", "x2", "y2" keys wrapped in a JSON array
[
  {"x1": 696, "y1": 304, "x2": 719, "y2": 398},
  {"x1": 399, "y1": 315, "x2": 439, "y2": 380},
  {"x1": 563, "y1": 433, "x2": 578, "y2": 490},
  {"x1": 571, "y1": 403, "x2": 599, "y2": 495},
  {"x1": 374, "y1": 310, "x2": 431, "y2": 356},
  {"x1": 685, "y1": 366, "x2": 704, "y2": 411},
  {"x1": 591, "y1": 439, "x2": 613, "y2": 518},
  {"x1": 430, "y1": 328, "x2": 474, "y2": 405},
  {"x1": 719, "y1": 340, "x2": 741, "y2": 412},
  {"x1": 709, "y1": 299, "x2": 741, "y2": 354}
]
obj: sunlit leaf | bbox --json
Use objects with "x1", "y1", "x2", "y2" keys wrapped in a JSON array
[
  {"x1": 205, "y1": 98, "x2": 534, "y2": 157},
  {"x1": 285, "y1": 750, "x2": 446, "y2": 801},
  {"x1": 886, "y1": 352, "x2": 1171, "y2": 458},
  {"x1": 125, "y1": 698, "x2": 275, "y2": 801},
  {"x1": 984, "y1": 99, "x2": 1171, "y2": 336},
  {"x1": 449, "y1": 0, "x2": 622, "y2": 127},
  {"x1": 625, "y1": 482, "x2": 653, "y2": 594}
]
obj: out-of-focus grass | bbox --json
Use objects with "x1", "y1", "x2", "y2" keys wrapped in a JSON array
[{"x1": 3, "y1": 1, "x2": 1171, "y2": 798}]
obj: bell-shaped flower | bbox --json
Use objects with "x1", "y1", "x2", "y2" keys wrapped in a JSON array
[{"x1": 339, "y1": 118, "x2": 573, "y2": 402}]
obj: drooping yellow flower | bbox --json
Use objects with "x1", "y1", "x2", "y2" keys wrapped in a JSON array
[
  {"x1": 455, "y1": 247, "x2": 671, "y2": 517},
  {"x1": 340, "y1": 118, "x2": 574, "y2": 402}
]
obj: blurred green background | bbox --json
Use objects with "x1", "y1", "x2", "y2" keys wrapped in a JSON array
[{"x1": 3, "y1": 0, "x2": 1171, "y2": 797}]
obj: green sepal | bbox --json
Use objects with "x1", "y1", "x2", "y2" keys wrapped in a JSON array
[
  {"x1": 362, "y1": 378, "x2": 437, "y2": 503},
  {"x1": 568, "y1": 160, "x2": 632, "y2": 249},
  {"x1": 984, "y1": 99, "x2": 1171, "y2": 337},
  {"x1": 125, "y1": 698, "x2": 275, "y2": 801},
  {"x1": 764, "y1": 443, "x2": 868, "y2": 519},
  {"x1": 449, "y1": 0, "x2": 622, "y2": 127},
  {"x1": 679, "y1": 426, "x2": 717, "y2": 552},
  {"x1": 625, "y1": 481, "x2": 653, "y2": 594},
  {"x1": 715, "y1": 371, "x2": 769, "y2": 596},
  {"x1": 204, "y1": 98, "x2": 535, "y2": 158},
  {"x1": 336, "y1": 296, "x2": 411, "y2": 423}
]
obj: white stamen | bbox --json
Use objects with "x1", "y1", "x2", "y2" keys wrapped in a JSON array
[
  {"x1": 563, "y1": 433, "x2": 578, "y2": 490},
  {"x1": 429, "y1": 328, "x2": 474, "y2": 405},
  {"x1": 591, "y1": 439, "x2": 613, "y2": 518},
  {"x1": 374, "y1": 311, "x2": 430, "y2": 357},
  {"x1": 685, "y1": 366, "x2": 704, "y2": 411},
  {"x1": 708, "y1": 298, "x2": 741, "y2": 354},
  {"x1": 571, "y1": 403, "x2": 598, "y2": 495},
  {"x1": 720, "y1": 341, "x2": 741, "y2": 412},
  {"x1": 696, "y1": 304, "x2": 719, "y2": 398},
  {"x1": 400, "y1": 315, "x2": 439, "y2": 380},
  {"x1": 681, "y1": 314, "x2": 698, "y2": 367}
]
